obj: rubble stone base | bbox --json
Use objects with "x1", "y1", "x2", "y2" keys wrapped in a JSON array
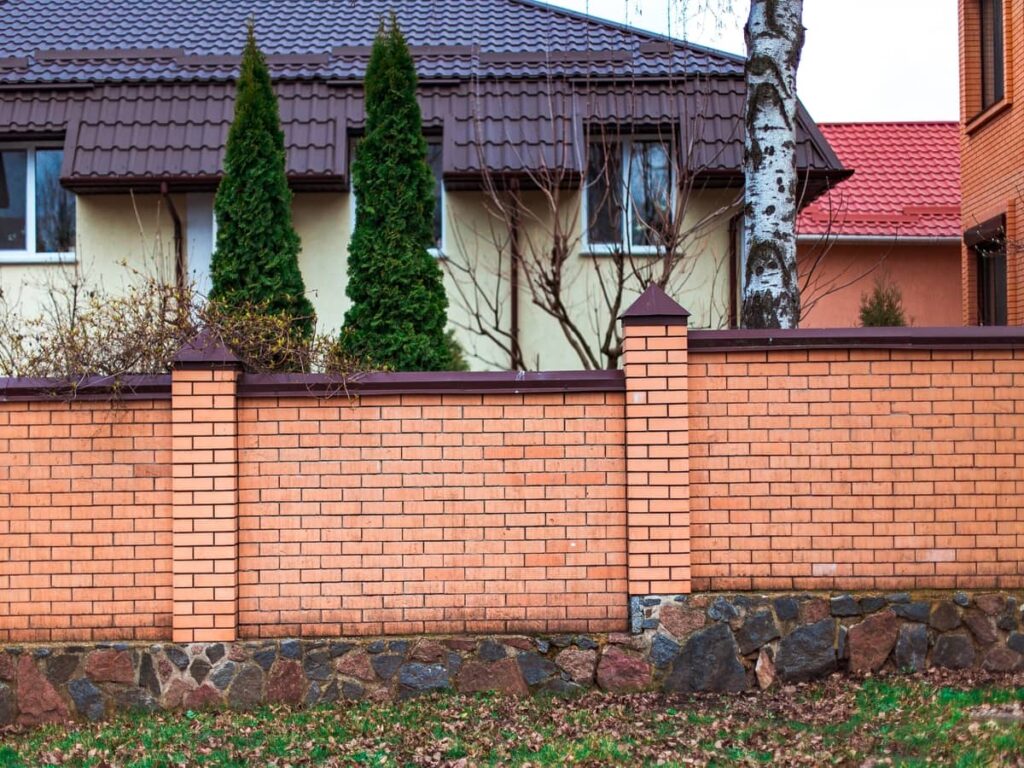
[{"x1": 3, "y1": 591, "x2": 1022, "y2": 725}]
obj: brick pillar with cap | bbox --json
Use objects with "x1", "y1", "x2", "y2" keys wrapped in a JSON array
[
  {"x1": 171, "y1": 331, "x2": 243, "y2": 642},
  {"x1": 620, "y1": 285, "x2": 691, "y2": 596}
]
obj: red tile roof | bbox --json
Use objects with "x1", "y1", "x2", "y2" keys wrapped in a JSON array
[{"x1": 798, "y1": 122, "x2": 960, "y2": 240}]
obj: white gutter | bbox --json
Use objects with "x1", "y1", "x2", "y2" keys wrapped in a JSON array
[{"x1": 796, "y1": 235, "x2": 962, "y2": 246}]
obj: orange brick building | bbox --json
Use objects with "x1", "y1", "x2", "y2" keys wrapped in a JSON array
[{"x1": 960, "y1": 0, "x2": 1024, "y2": 325}]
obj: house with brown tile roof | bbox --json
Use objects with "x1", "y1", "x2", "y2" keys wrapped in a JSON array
[
  {"x1": 959, "y1": 0, "x2": 1023, "y2": 326},
  {"x1": 797, "y1": 122, "x2": 962, "y2": 328},
  {"x1": 0, "y1": 0, "x2": 846, "y2": 368}
]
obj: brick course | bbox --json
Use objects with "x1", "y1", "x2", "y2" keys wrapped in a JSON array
[
  {"x1": 690, "y1": 346, "x2": 1024, "y2": 590},
  {"x1": 235, "y1": 391, "x2": 628, "y2": 637},
  {"x1": 0, "y1": 400, "x2": 172, "y2": 642}
]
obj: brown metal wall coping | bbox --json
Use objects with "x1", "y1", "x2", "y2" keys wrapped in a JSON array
[
  {"x1": 0, "y1": 374, "x2": 172, "y2": 402},
  {"x1": 690, "y1": 326, "x2": 1024, "y2": 352},
  {"x1": 5, "y1": 326, "x2": 1023, "y2": 401},
  {"x1": 237, "y1": 370, "x2": 626, "y2": 398}
]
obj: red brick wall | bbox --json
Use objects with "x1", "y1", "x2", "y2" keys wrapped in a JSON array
[
  {"x1": 690, "y1": 346, "x2": 1024, "y2": 591},
  {"x1": 3, "y1": 324, "x2": 1024, "y2": 644},
  {"x1": 234, "y1": 392, "x2": 628, "y2": 637},
  {"x1": 960, "y1": 0, "x2": 1024, "y2": 325},
  {"x1": 0, "y1": 400, "x2": 172, "y2": 642}
]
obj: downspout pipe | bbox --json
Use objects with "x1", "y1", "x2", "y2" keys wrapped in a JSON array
[
  {"x1": 728, "y1": 214, "x2": 739, "y2": 328},
  {"x1": 509, "y1": 180, "x2": 522, "y2": 369},
  {"x1": 160, "y1": 181, "x2": 185, "y2": 293}
]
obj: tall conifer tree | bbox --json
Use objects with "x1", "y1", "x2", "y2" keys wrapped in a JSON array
[
  {"x1": 341, "y1": 17, "x2": 452, "y2": 370},
  {"x1": 210, "y1": 21, "x2": 314, "y2": 336}
]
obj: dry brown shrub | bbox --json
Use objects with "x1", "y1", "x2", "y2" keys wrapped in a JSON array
[{"x1": 0, "y1": 271, "x2": 370, "y2": 389}]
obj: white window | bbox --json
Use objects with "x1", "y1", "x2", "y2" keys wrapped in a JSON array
[
  {"x1": 349, "y1": 136, "x2": 446, "y2": 257},
  {"x1": 0, "y1": 145, "x2": 76, "y2": 263},
  {"x1": 425, "y1": 137, "x2": 445, "y2": 256},
  {"x1": 584, "y1": 137, "x2": 674, "y2": 253},
  {"x1": 186, "y1": 193, "x2": 216, "y2": 297}
]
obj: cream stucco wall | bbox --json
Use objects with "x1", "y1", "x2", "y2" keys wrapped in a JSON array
[
  {"x1": 292, "y1": 193, "x2": 351, "y2": 332},
  {"x1": 1, "y1": 188, "x2": 737, "y2": 371},
  {"x1": 440, "y1": 187, "x2": 737, "y2": 369},
  {"x1": 0, "y1": 193, "x2": 178, "y2": 316}
]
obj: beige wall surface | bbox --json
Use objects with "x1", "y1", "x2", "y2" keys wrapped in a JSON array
[
  {"x1": 440, "y1": 187, "x2": 738, "y2": 370},
  {"x1": 0, "y1": 193, "x2": 179, "y2": 317},
  {"x1": 1, "y1": 188, "x2": 738, "y2": 371}
]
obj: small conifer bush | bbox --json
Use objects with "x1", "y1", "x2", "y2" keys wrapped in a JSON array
[{"x1": 859, "y1": 274, "x2": 907, "y2": 327}]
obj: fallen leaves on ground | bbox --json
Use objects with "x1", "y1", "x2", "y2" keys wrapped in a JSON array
[{"x1": 1, "y1": 669, "x2": 1023, "y2": 767}]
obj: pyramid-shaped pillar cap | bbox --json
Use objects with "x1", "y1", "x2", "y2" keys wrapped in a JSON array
[
  {"x1": 173, "y1": 328, "x2": 243, "y2": 369},
  {"x1": 619, "y1": 284, "x2": 691, "y2": 327}
]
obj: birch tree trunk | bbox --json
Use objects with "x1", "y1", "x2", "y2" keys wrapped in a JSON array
[{"x1": 740, "y1": 0, "x2": 805, "y2": 328}]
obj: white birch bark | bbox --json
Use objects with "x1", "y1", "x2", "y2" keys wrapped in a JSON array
[{"x1": 740, "y1": 0, "x2": 805, "y2": 328}]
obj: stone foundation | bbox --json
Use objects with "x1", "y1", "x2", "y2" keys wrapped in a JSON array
[{"x1": 3, "y1": 591, "x2": 1022, "y2": 726}]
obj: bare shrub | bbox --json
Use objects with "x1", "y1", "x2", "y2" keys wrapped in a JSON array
[{"x1": 0, "y1": 268, "x2": 370, "y2": 388}]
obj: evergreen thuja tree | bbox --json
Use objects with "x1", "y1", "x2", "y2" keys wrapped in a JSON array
[
  {"x1": 210, "y1": 20, "x2": 315, "y2": 337},
  {"x1": 341, "y1": 17, "x2": 453, "y2": 370}
]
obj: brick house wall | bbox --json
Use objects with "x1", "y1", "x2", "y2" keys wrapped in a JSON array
[{"x1": 960, "y1": 0, "x2": 1024, "y2": 325}]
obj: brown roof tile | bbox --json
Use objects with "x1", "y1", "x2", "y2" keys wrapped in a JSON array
[
  {"x1": 64, "y1": 81, "x2": 346, "y2": 189},
  {"x1": 0, "y1": 0, "x2": 845, "y2": 191}
]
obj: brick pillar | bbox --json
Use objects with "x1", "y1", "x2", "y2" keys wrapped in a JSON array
[
  {"x1": 171, "y1": 331, "x2": 243, "y2": 642},
  {"x1": 620, "y1": 285, "x2": 691, "y2": 596}
]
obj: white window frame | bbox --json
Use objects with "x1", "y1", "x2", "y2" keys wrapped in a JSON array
[
  {"x1": 347, "y1": 138, "x2": 446, "y2": 259},
  {"x1": 428, "y1": 190, "x2": 447, "y2": 260},
  {"x1": 582, "y1": 136, "x2": 676, "y2": 256},
  {"x1": 425, "y1": 137, "x2": 447, "y2": 259},
  {"x1": 185, "y1": 192, "x2": 217, "y2": 297},
  {"x1": 0, "y1": 142, "x2": 76, "y2": 265}
]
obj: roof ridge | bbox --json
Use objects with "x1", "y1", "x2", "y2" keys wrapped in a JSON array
[{"x1": 506, "y1": 0, "x2": 745, "y2": 65}]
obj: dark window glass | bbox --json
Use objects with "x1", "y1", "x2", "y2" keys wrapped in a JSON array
[
  {"x1": 981, "y1": 0, "x2": 1004, "y2": 110},
  {"x1": 627, "y1": 140, "x2": 672, "y2": 248},
  {"x1": 976, "y1": 239, "x2": 1007, "y2": 325},
  {"x1": 586, "y1": 139, "x2": 622, "y2": 245},
  {"x1": 0, "y1": 149, "x2": 27, "y2": 251},
  {"x1": 35, "y1": 148, "x2": 75, "y2": 253},
  {"x1": 426, "y1": 139, "x2": 443, "y2": 250},
  {"x1": 587, "y1": 138, "x2": 673, "y2": 249}
]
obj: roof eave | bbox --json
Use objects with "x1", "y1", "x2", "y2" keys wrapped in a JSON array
[
  {"x1": 796, "y1": 234, "x2": 962, "y2": 245},
  {"x1": 63, "y1": 173, "x2": 347, "y2": 194}
]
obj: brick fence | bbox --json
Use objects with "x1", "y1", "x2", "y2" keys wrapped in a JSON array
[{"x1": 3, "y1": 286, "x2": 1024, "y2": 644}]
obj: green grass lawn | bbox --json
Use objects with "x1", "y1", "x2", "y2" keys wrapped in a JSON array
[{"x1": 1, "y1": 671, "x2": 1022, "y2": 767}]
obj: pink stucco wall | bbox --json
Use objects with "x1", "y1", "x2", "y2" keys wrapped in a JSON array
[{"x1": 798, "y1": 242, "x2": 963, "y2": 328}]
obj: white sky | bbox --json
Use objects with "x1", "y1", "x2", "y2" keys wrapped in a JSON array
[{"x1": 544, "y1": 0, "x2": 960, "y2": 123}]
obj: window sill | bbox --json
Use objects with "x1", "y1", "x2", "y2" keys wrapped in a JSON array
[
  {"x1": 581, "y1": 244, "x2": 664, "y2": 256},
  {"x1": 0, "y1": 252, "x2": 77, "y2": 265},
  {"x1": 966, "y1": 98, "x2": 1013, "y2": 135}
]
